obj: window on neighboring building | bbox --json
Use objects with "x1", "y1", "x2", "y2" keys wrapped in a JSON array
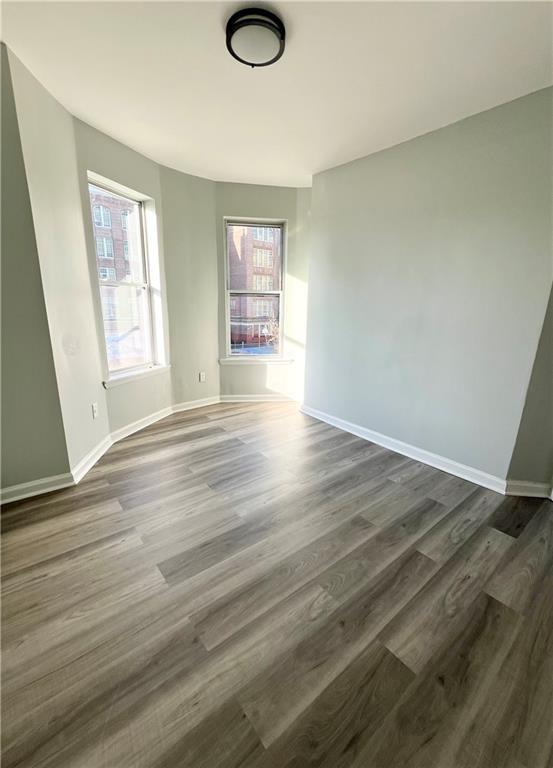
[
  {"x1": 96, "y1": 236, "x2": 114, "y2": 259},
  {"x1": 253, "y1": 274, "x2": 273, "y2": 291},
  {"x1": 253, "y1": 248, "x2": 273, "y2": 268},
  {"x1": 253, "y1": 226, "x2": 274, "y2": 242},
  {"x1": 89, "y1": 181, "x2": 164, "y2": 375},
  {"x1": 99, "y1": 267, "x2": 117, "y2": 281},
  {"x1": 121, "y1": 210, "x2": 129, "y2": 229},
  {"x1": 253, "y1": 298, "x2": 272, "y2": 317},
  {"x1": 93, "y1": 205, "x2": 112, "y2": 228},
  {"x1": 104, "y1": 295, "x2": 117, "y2": 321},
  {"x1": 226, "y1": 221, "x2": 283, "y2": 356}
]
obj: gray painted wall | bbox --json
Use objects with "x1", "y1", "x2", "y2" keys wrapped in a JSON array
[
  {"x1": 508, "y1": 286, "x2": 553, "y2": 484},
  {"x1": 75, "y1": 123, "x2": 222, "y2": 416},
  {"x1": 215, "y1": 182, "x2": 310, "y2": 399},
  {"x1": 160, "y1": 166, "x2": 220, "y2": 406},
  {"x1": 7, "y1": 48, "x2": 111, "y2": 470},
  {"x1": 305, "y1": 87, "x2": 553, "y2": 479},
  {"x1": 1, "y1": 45, "x2": 70, "y2": 487}
]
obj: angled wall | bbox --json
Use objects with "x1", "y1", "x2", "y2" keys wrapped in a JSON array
[
  {"x1": 508, "y1": 285, "x2": 553, "y2": 488},
  {"x1": 7, "y1": 47, "x2": 111, "y2": 470},
  {"x1": 304, "y1": 87, "x2": 553, "y2": 484},
  {"x1": 160, "y1": 166, "x2": 220, "y2": 407},
  {"x1": 1, "y1": 45, "x2": 70, "y2": 489}
]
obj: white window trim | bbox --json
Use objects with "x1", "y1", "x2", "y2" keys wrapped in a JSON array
[
  {"x1": 103, "y1": 363, "x2": 171, "y2": 388},
  {"x1": 218, "y1": 357, "x2": 293, "y2": 366},
  {"x1": 224, "y1": 218, "x2": 286, "y2": 360},
  {"x1": 87, "y1": 173, "x2": 168, "y2": 382}
]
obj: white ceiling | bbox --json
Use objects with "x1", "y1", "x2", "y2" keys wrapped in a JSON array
[{"x1": 3, "y1": 2, "x2": 552, "y2": 186}]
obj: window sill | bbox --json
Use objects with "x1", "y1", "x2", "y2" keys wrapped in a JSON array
[
  {"x1": 103, "y1": 364, "x2": 171, "y2": 389},
  {"x1": 219, "y1": 357, "x2": 293, "y2": 366}
]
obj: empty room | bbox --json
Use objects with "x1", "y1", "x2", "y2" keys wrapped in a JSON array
[{"x1": 1, "y1": 1, "x2": 552, "y2": 766}]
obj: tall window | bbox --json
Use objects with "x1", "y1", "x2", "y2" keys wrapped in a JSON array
[
  {"x1": 89, "y1": 182, "x2": 158, "y2": 374},
  {"x1": 226, "y1": 221, "x2": 283, "y2": 356}
]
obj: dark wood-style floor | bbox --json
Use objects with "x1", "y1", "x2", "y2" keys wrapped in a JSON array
[{"x1": 2, "y1": 402, "x2": 552, "y2": 768}]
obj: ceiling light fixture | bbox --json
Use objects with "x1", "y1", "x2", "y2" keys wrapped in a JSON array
[{"x1": 226, "y1": 7, "x2": 285, "y2": 68}]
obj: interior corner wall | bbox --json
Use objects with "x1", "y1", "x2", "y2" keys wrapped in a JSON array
[
  {"x1": 215, "y1": 182, "x2": 311, "y2": 400},
  {"x1": 305, "y1": 87, "x2": 553, "y2": 481},
  {"x1": 159, "y1": 166, "x2": 220, "y2": 407},
  {"x1": 508, "y1": 285, "x2": 553, "y2": 485},
  {"x1": 6, "y1": 47, "x2": 110, "y2": 472},
  {"x1": 1, "y1": 44, "x2": 70, "y2": 488}
]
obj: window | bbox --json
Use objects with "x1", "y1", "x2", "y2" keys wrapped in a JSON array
[
  {"x1": 253, "y1": 226, "x2": 274, "y2": 242},
  {"x1": 104, "y1": 294, "x2": 117, "y2": 320},
  {"x1": 226, "y1": 221, "x2": 283, "y2": 356},
  {"x1": 253, "y1": 274, "x2": 273, "y2": 291},
  {"x1": 89, "y1": 182, "x2": 163, "y2": 374},
  {"x1": 99, "y1": 267, "x2": 116, "y2": 281},
  {"x1": 96, "y1": 236, "x2": 114, "y2": 259},
  {"x1": 121, "y1": 210, "x2": 129, "y2": 230},
  {"x1": 253, "y1": 248, "x2": 273, "y2": 268},
  {"x1": 253, "y1": 298, "x2": 272, "y2": 317},
  {"x1": 93, "y1": 205, "x2": 111, "y2": 228}
]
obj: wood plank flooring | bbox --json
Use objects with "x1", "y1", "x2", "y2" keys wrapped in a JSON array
[{"x1": 2, "y1": 402, "x2": 552, "y2": 768}]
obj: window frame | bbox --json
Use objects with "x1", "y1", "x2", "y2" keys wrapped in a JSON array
[
  {"x1": 224, "y1": 218, "x2": 286, "y2": 360},
  {"x1": 87, "y1": 177, "x2": 164, "y2": 379}
]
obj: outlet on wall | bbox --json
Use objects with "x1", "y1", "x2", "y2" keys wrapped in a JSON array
[
  {"x1": 199, "y1": 371, "x2": 206, "y2": 383},
  {"x1": 91, "y1": 402, "x2": 99, "y2": 420}
]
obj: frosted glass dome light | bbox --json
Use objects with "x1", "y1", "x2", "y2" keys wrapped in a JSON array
[{"x1": 226, "y1": 8, "x2": 286, "y2": 68}]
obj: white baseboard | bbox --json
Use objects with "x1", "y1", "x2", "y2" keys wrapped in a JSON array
[
  {"x1": 110, "y1": 407, "x2": 173, "y2": 443},
  {"x1": 220, "y1": 394, "x2": 293, "y2": 402},
  {"x1": 14, "y1": 397, "x2": 515, "y2": 505},
  {"x1": 0, "y1": 472, "x2": 75, "y2": 504},
  {"x1": 71, "y1": 436, "x2": 113, "y2": 484},
  {"x1": 301, "y1": 404, "x2": 509, "y2": 495},
  {"x1": 505, "y1": 480, "x2": 553, "y2": 499},
  {"x1": 2, "y1": 396, "x2": 222, "y2": 503},
  {"x1": 173, "y1": 396, "x2": 221, "y2": 412}
]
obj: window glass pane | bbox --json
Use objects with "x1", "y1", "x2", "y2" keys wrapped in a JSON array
[
  {"x1": 227, "y1": 223, "x2": 281, "y2": 291},
  {"x1": 230, "y1": 293, "x2": 280, "y2": 355},
  {"x1": 89, "y1": 184, "x2": 144, "y2": 284},
  {"x1": 99, "y1": 284, "x2": 152, "y2": 371}
]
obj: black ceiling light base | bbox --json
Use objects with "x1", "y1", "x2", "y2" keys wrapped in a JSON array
[{"x1": 226, "y1": 8, "x2": 286, "y2": 68}]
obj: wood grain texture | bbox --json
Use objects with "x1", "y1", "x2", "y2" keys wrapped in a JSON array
[
  {"x1": 415, "y1": 486, "x2": 505, "y2": 564},
  {"x1": 485, "y1": 501, "x2": 553, "y2": 614},
  {"x1": 381, "y1": 526, "x2": 513, "y2": 672},
  {"x1": 2, "y1": 402, "x2": 551, "y2": 768}
]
